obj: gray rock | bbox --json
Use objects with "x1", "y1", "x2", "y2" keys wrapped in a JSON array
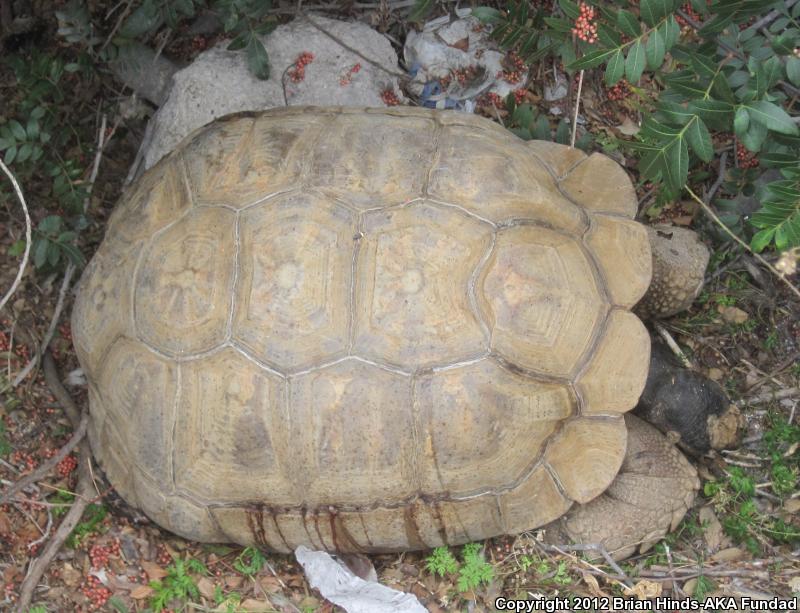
[{"x1": 143, "y1": 15, "x2": 402, "y2": 169}]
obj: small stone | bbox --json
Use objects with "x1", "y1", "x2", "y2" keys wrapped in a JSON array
[
  {"x1": 707, "y1": 367, "x2": 724, "y2": 381},
  {"x1": 717, "y1": 305, "x2": 749, "y2": 324}
]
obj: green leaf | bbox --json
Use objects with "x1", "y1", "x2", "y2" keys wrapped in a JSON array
[
  {"x1": 245, "y1": 37, "x2": 270, "y2": 80},
  {"x1": 646, "y1": 28, "x2": 666, "y2": 70},
  {"x1": 686, "y1": 117, "x2": 713, "y2": 161},
  {"x1": 734, "y1": 106, "x2": 750, "y2": 136},
  {"x1": 743, "y1": 101, "x2": 799, "y2": 135},
  {"x1": 605, "y1": 50, "x2": 625, "y2": 86},
  {"x1": 9, "y1": 120, "x2": 26, "y2": 141},
  {"x1": 640, "y1": 0, "x2": 674, "y2": 27},
  {"x1": 666, "y1": 137, "x2": 689, "y2": 192},
  {"x1": 657, "y1": 101, "x2": 694, "y2": 125},
  {"x1": 33, "y1": 238, "x2": 49, "y2": 269},
  {"x1": 226, "y1": 30, "x2": 250, "y2": 51},
  {"x1": 688, "y1": 99, "x2": 734, "y2": 130},
  {"x1": 740, "y1": 118, "x2": 769, "y2": 151},
  {"x1": 556, "y1": 119, "x2": 570, "y2": 145},
  {"x1": 559, "y1": 0, "x2": 580, "y2": 20},
  {"x1": 4, "y1": 145, "x2": 16, "y2": 164},
  {"x1": 616, "y1": 10, "x2": 640, "y2": 38},
  {"x1": 663, "y1": 15, "x2": 681, "y2": 49},
  {"x1": 568, "y1": 47, "x2": 620, "y2": 70},
  {"x1": 787, "y1": 57, "x2": 800, "y2": 86},
  {"x1": 119, "y1": 1, "x2": 162, "y2": 38},
  {"x1": 626, "y1": 40, "x2": 646, "y2": 83},
  {"x1": 471, "y1": 7, "x2": 502, "y2": 22},
  {"x1": 409, "y1": 0, "x2": 434, "y2": 22},
  {"x1": 39, "y1": 215, "x2": 62, "y2": 235},
  {"x1": 16, "y1": 143, "x2": 32, "y2": 163},
  {"x1": 750, "y1": 227, "x2": 775, "y2": 252}
]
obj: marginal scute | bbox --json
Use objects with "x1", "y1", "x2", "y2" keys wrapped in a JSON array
[
  {"x1": 308, "y1": 113, "x2": 437, "y2": 208},
  {"x1": 526, "y1": 140, "x2": 587, "y2": 178},
  {"x1": 104, "y1": 159, "x2": 192, "y2": 251},
  {"x1": 414, "y1": 359, "x2": 574, "y2": 496},
  {"x1": 233, "y1": 193, "x2": 354, "y2": 371},
  {"x1": 478, "y1": 225, "x2": 606, "y2": 376},
  {"x1": 546, "y1": 416, "x2": 628, "y2": 504},
  {"x1": 135, "y1": 207, "x2": 236, "y2": 355},
  {"x1": 174, "y1": 349, "x2": 291, "y2": 504},
  {"x1": 577, "y1": 310, "x2": 650, "y2": 414},
  {"x1": 133, "y1": 470, "x2": 225, "y2": 542},
  {"x1": 499, "y1": 465, "x2": 572, "y2": 534},
  {"x1": 355, "y1": 202, "x2": 491, "y2": 369},
  {"x1": 585, "y1": 214, "x2": 652, "y2": 308},
  {"x1": 95, "y1": 337, "x2": 176, "y2": 484},
  {"x1": 428, "y1": 125, "x2": 587, "y2": 231},
  {"x1": 289, "y1": 359, "x2": 417, "y2": 506},
  {"x1": 560, "y1": 152, "x2": 637, "y2": 218},
  {"x1": 71, "y1": 240, "x2": 139, "y2": 377},
  {"x1": 182, "y1": 113, "x2": 323, "y2": 207}
]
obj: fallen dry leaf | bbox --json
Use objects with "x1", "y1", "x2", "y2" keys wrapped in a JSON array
[
  {"x1": 624, "y1": 579, "x2": 662, "y2": 600},
  {"x1": 130, "y1": 584, "x2": 154, "y2": 599},
  {"x1": 683, "y1": 577, "x2": 698, "y2": 596},
  {"x1": 241, "y1": 598, "x2": 272, "y2": 611},
  {"x1": 582, "y1": 571, "x2": 611, "y2": 598},
  {"x1": 197, "y1": 576, "x2": 216, "y2": 600},
  {"x1": 140, "y1": 560, "x2": 167, "y2": 581},
  {"x1": 783, "y1": 498, "x2": 800, "y2": 514},
  {"x1": 699, "y1": 505, "x2": 725, "y2": 551},
  {"x1": 711, "y1": 547, "x2": 746, "y2": 562}
]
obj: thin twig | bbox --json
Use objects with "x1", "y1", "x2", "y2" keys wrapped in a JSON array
[
  {"x1": 739, "y1": 386, "x2": 800, "y2": 406},
  {"x1": 16, "y1": 353, "x2": 92, "y2": 613},
  {"x1": 706, "y1": 150, "x2": 727, "y2": 204},
  {"x1": 543, "y1": 543, "x2": 634, "y2": 588},
  {"x1": 0, "y1": 411, "x2": 88, "y2": 505},
  {"x1": 11, "y1": 262, "x2": 76, "y2": 388},
  {"x1": 654, "y1": 322, "x2": 693, "y2": 368},
  {"x1": 0, "y1": 159, "x2": 32, "y2": 315},
  {"x1": 300, "y1": 12, "x2": 409, "y2": 81},
  {"x1": 83, "y1": 114, "x2": 108, "y2": 213},
  {"x1": 571, "y1": 69, "x2": 584, "y2": 149},
  {"x1": 685, "y1": 186, "x2": 800, "y2": 300}
]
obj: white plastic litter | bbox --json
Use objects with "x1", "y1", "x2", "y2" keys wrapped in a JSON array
[
  {"x1": 295, "y1": 546, "x2": 427, "y2": 613},
  {"x1": 404, "y1": 14, "x2": 519, "y2": 110}
]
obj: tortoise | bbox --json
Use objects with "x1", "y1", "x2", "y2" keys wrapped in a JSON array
[{"x1": 72, "y1": 106, "x2": 700, "y2": 558}]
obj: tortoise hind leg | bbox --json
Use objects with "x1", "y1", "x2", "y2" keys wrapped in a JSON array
[{"x1": 543, "y1": 414, "x2": 699, "y2": 560}]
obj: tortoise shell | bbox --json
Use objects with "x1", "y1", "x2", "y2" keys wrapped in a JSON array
[{"x1": 72, "y1": 106, "x2": 652, "y2": 552}]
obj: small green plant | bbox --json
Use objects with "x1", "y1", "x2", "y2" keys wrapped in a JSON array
[
  {"x1": 149, "y1": 557, "x2": 208, "y2": 612},
  {"x1": 233, "y1": 546, "x2": 267, "y2": 578},
  {"x1": 0, "y1": 422, "x2": 11, "y2": 456},
  {"x1": 48, "y1": 489, "x2": 76, "y2": 518},
  {"x1": 214, "y1": 585, "x2": 242, "y2": 613},
  {"x1": 66, "y1": 503, "x2": 108, "y2": 548},
  {"x1": 424, "y1": 543, "x2": 494, "y2": 592},
  {"x1": 551, "y1": 560, "x2": 573, "y2": 586},
  {"x1": 456, "y1": 543, "x2": 494, "y2": 592},
  {"x1": 27, "y1": 606, "x2": 47, "y2": 613},
  {"x1": 504, "y1": 96, "x2": 593, "y2": 150},
  {"x1": 425, "y1": 546, "x2": 459, "y2": 577},
  {"x1": 694, "y1": 575, "x2": 715, "y2": 600}
]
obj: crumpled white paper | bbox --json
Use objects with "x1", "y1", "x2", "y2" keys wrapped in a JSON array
[{"x1": 295, "y1": 546, "x2": 427, "y2": 613}]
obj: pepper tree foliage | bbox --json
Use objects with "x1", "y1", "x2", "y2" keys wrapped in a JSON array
[{"x1": 474, "y1": 0, "x2": 800, "y2": 254}]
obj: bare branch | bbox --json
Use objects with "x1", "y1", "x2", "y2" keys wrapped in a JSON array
[{"x1": 0, "y1": 159, "x2": 32, "y2": 315}]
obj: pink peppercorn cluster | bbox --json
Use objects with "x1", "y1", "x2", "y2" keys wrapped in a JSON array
[
  {"x1": 676, "y1": 2, "x2": 701, "y2": 30},
  {"x1": 381, "y1": 89, "x2": 400, "y2": 106},
  {"x1": 512, "y1": 89, "x2": 526, "y2": 104},
  {"x1": 736, "y1": 142, "x2": 759, "y2": 169},
  {"x1": 339, "y1": 63, "x2": 362, "y2": 86},
  {"x1": 81, "y1": 575, "x2": 111, "y2": 610},
  {"x1": 572, "y1": 2, "x2": 598, "y2": 44},
  {"x1": 606, "y1": 79, "x2": 631, "y2": 101},
  {"x1": 498, "y1": 52, "x2": 527, "y2": 84},
  {"x1": 57, "y1": 454, "x2": 78, "y2": 477},
  {"x1": 10, "y1": 450, "x2": 37, "y2": 472},
  {"x1": 288, "y1": 52, "x2": 315, "y2": 83}
]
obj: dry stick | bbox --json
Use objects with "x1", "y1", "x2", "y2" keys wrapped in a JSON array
[
  {"x1": 0, "y1": 412, "x2": 88, "y2": 506},
  {"x1": 0, "y1": 159, "x2": 32, "y2": 315},
  {"x1": 570, "y1": 69, "x2": 584, "y2": 149},
  {"x1": 10, "y1": 262, "x2": 76, "y2": 388},
  {"x1": 739, "y1": 386, "x2": 800, "y2": 406},
  {"x1": 685, "y1": 186, "x2": 800, "y2": 300},
  {"x1": 16, "y1": 353, "x2": 92, "y2": 613},
  {"x1": 654, "y1": 321, "x2": 693, "y2": 368},
  {"x1": 544, "y1": 543, "x2": 633, "y2": 589}
]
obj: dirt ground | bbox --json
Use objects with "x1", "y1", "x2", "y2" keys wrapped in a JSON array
[{"x1": 0, "y1": 2, "x2": 798, "y2": 612}]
